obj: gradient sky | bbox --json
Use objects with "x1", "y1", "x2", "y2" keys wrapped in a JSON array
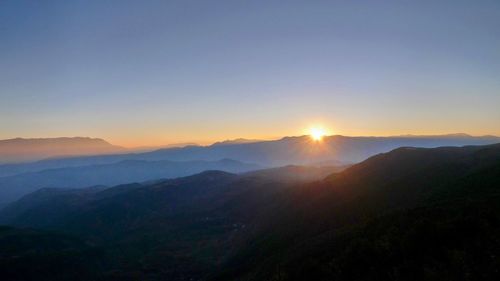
[{"x1": 1, "y1": 0, "x2": 499, "y2": 147}]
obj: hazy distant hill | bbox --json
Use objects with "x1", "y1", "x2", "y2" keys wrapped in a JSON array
[
  {"x1": 0, "y1": 158, "x2": 260, "y2": 206},
  {"x1": 211, "y1": 138, "x2": 263, "y2": 146},
  {"x1": 0, "y1": 137, "x2": 125, "y2": 164},
  {"x1": 0, "y1": 134, "x2": 497, "y2": 177},
  {"x1": 1, "y1": 144, "x2": 499, "y2": 280}
]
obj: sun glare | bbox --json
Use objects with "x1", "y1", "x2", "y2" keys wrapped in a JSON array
[{"x1": 310, "y1": 127, "x2": 326, "y2": 141}]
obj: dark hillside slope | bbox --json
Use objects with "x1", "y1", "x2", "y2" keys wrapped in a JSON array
[
  {"x1": 0, "y1": 166, "x2": 343, "y2": 280},
  {"x1": 215, "y1": 144, "x2": 500, "y2": 280},
  {"x1": 0, "y1": 144, "x2": 500, "y2": 280},
  {"x1": 0, "y1": 226, "x2": 105, "y2": 281}
]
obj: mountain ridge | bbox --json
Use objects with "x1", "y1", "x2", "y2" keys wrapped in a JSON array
[
  {"x1": 0, "y1": 158, "x2": 261, "y2": 207},
  {"x1": 0, "y1": 137, "x2": 125, "y2": 164},
  {"x1": 0, "y1": 133, "x2": 497, "y2": 177}
]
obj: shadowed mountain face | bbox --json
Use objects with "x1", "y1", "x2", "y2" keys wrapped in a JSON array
[
  {"x1": 0, "y1": 137, "x2": 125, "y2": 164},
  {"x1": 0, "y1": 226, "x2": 104, "y2": 281},
  {"x1": 216, "y1": 143, "x2": 500, "y2": 281},
  {"x1": 0, "y1": 166, "x2": 343, "y2": 230},
  {"x1": 0, "y1": 166, "x2": 341, "y2": 280},
  {"x1": 1, "y1": 144, "x2": 499, "y2": 280},
  {"x1": 0, "y1": 134, "x2": 498, "y2": 177},
  {"x1": 0, "y1": 159, "x2": 261, "y2": 207}
]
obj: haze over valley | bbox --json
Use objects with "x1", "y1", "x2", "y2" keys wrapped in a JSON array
[{"x1": 0, "y1": 133, "x2": 498, "y2": 207}]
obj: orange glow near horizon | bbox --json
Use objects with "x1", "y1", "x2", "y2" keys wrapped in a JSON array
[{"x1": 26, "y1": 125, "x2": 497, "y2": 149}]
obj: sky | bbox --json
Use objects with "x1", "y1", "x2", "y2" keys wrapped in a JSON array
[{"x1": 1, "y1": 0, "x2": 499, "y2": 147}]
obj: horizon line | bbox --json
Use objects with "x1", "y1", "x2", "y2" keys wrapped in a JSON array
[{"x1": 1, "y1": 132, "x2": 499, "y2": 150}]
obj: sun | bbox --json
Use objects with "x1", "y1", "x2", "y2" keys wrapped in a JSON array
[{"x1": 310, "y1": 127, "x2": 326, "y2": 141}]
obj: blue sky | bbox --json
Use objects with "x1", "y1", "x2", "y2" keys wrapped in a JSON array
[{"x1": 1, "y1": 0, "x2": 499, "y2": 146}]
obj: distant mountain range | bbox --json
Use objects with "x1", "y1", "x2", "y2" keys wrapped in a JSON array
[
  {"x1": 0, "y1": 143, "x2": 499, "y2": 280},
  {"x1": 211, "y1": 138, "x2": 263, "y2": 146},
  {"x1": 0, "y1": 158, "x2": 260, "y2": 207},
  {"x1": 0, "y1": 137, "x2": 125, "y2": 163},
  {"x1": 0, "y1": 133, "x2": 497, "y2": 206},
  {"x1": 0, "y1": 134, "x2": 498, "y2": 177}
]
